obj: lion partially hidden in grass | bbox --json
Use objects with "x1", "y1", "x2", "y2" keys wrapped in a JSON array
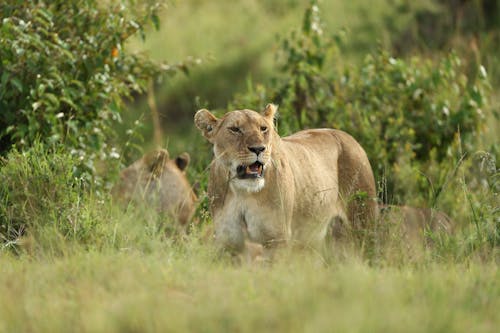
[
  {"x1": 380, "y1": 205, "x2": 454, "y2": 244},
  {"x1": 112, "y1": 149, "x2": 197, "y2": 229},
  {"x1": 194, "y1": 104, "x2": 378, "y2": 255}
]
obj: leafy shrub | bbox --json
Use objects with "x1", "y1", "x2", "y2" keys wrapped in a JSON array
[
  {"x1": 231, "y1": 0, "x2": 491, "y2": 203},
  {"x1": 0, "y1": 0, "x2": 182, "y2": 186},
  {"x1": 0, "y1": 142, "x2": 94, "y2": 248}
]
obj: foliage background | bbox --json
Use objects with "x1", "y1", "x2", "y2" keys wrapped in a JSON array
[{"x1": 0, "y1": 0, "x2": 192, "y2": 186}]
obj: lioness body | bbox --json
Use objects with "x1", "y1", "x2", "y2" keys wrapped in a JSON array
[
  {"x1": 380, "y1": 205, "x2": 454, "y2": 241},
  {"x1": 112, "y1": 149, "x2": 197, "y2": 227},
  {"x1": 195, "y1": 104, "x2": 377, "y2": 253}
]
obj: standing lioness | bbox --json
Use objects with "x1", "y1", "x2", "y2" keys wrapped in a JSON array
[{"x1": 195, "y1": 104, "x2": 377, "y2": 253}]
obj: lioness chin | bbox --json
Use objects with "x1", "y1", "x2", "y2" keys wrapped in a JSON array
[{"x1": 195, "y1": 104, "x2": 378, "y2": 254}]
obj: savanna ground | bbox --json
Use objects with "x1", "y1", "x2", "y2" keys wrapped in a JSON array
[{"x1": 1, "y1": 1, "x2": 499, "y2": 332}]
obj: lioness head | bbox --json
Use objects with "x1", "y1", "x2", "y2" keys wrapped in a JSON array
[
  {"x1": 194, "y1": 104, "x2": 277, "y2": 193},
  {"x1": 112, "y1": 148, "x2": 197, "y2": 227}
]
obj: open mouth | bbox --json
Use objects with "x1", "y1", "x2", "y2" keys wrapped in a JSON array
[{"x1": 236, "y1": 162, "x2": 264, "y2": 179}]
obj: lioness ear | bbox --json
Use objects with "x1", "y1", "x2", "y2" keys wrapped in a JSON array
[
  {"x1": 175, "y1": 152, "x2": 190, "y2": 171},
  {"x1": 144, "y1": 149, "x2": 169, "y2": 176},
  {"x1": 194, "y1": 109, "x2": 219, "y2": 141},
  {"x1": 262, "y1": 103, "x2": 278, "y2": 121}
]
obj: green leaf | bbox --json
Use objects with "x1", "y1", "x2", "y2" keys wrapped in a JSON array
[
  {"x1": 60, "y1": 97, "x2": 79, "y2": 111},
  {"x1": 151, "y1": 13, "x2": 160, "y2": 31},
  {"x1": 43, "y1": 93, "x2": 60, "y2": 109},
  {"x1": 11, "y1": 78, "x2": 23, "y2": 93}
]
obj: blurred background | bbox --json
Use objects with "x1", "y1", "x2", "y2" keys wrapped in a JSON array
[{"x1": 124, "y1": 0, "x2": 499, "y2": 154}]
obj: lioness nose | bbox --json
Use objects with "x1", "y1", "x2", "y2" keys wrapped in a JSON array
[{"x1": 248, "y1": 146, "x2": 265, "y2": 155}]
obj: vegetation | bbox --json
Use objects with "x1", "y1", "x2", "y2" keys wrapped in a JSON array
[
  {"x1": 0, "y1": 0, "x2": 498, "y2": 331},
  {"x1": 0, "y1": 0, "x2": 193, "y2": 186},
  {"x1": 1, "y1": 251, "x2": 499, "y2": 333}
]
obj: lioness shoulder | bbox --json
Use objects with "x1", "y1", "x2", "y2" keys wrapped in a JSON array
[{"x1": 195, "y1": 104, "x2": 377, "y2": 253}]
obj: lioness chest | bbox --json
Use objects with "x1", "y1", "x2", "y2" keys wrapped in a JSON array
[{"x1": 223, "y1": 129, "x2": 346, "y2": 246}]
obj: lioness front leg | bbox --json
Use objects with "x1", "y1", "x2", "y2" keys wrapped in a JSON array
[{"x1": 212, "y1": 211, "x2": 276, "y2": 263}]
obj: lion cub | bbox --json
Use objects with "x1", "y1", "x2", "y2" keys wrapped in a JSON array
[
  {"x1": 112, "y1": 148, "x2": 197, "y2": 228},
  {"x1": 195, "y1": 104, "x2": 378, "y2": 255}
]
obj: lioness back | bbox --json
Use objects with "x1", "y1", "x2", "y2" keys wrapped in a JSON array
[
  {"x1": 194, "y1": 104, "x2": 377, "y2": 253},
  {"x1": 282, "y1": 129, "x2": 377, "y2": 230}
]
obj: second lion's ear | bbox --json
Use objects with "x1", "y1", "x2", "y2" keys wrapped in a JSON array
[
  {"x1": 175, "y1": 152, "x2": 190, "y2": 171},
  {"x1": 194, "y1": 109, "x2": 219, "y2": 142}
]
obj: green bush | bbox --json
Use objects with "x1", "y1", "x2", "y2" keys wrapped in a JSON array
[
  {"x1": 0, "y1": 0, "x2": 181, "y2": 186},
  {"x1": 0, "y1": 142, "x2": 93, "y2": 248},
  {"x1": 231, "y1": 0, "x2": 491, "y2": 203}
]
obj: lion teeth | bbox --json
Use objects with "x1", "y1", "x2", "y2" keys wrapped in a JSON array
[{"x1": 239, "y1": 163, "x2": 263, "y2": 177}]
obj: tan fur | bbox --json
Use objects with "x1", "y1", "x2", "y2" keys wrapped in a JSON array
[
  {"x1": 194, "y1": 104, "x2": 378, "y2": 253},
  {"x1": 112, "y1": 149, "x2": 197, "y2": 227},
  {"x1": 380, "y1": 205, "x2": 454, "y2": 243}
]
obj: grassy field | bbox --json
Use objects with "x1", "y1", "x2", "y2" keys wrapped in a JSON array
[
  {"x1": 1, "y1": 245, "x2": 499, "y2": 333},
  {"x1": 1, "y1": 1, "x2": 499, "y2": 332}
]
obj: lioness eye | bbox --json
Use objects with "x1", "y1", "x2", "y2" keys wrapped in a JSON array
[
  {"x1": 228, "y1": 126, "x2": 241, "y2": 133},
  {"x1": 260, "y1": 126, "x2": 268, "y2": 132}
]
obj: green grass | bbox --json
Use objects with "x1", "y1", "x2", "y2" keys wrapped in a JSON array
[
  {"x1": 1, "y1": 246, "x2": 498, "y2": 333},
  {"x1": 1, "y1": 143, "x2": 497, "y2": 332}
]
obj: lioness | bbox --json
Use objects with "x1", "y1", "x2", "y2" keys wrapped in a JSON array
[
  {"x1": 112, "y1": 148, "x2": 197, "y2": 227},
  {"x1": 380, "y1": 205, "x2": 454, "y2": 242},
  {"x1": 195, "y1": 104, "x2": 378, "y2": 254}
]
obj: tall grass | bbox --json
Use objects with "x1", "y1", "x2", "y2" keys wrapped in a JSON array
[
  {"x1": 0, "y1": 143, "x2": 195, "y2": 256},
  {"x1": 0, "y1": 133, "x2": 498, "y2": 332},
  {"x1": 1, "y1": 247, "x2": 498, "y2": 333}
]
